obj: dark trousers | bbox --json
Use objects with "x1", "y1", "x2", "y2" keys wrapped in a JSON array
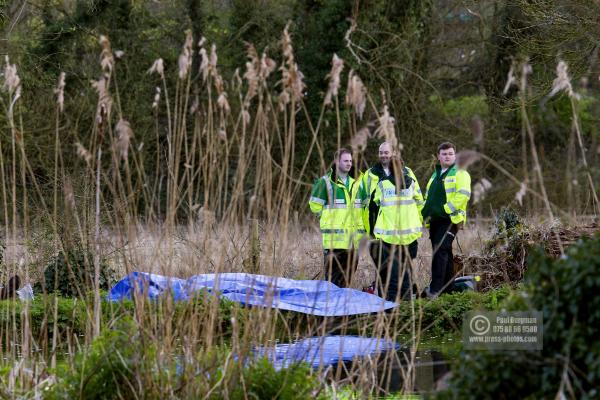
[
  {"x1": 323, "y1": 249, "x2": 358, "y2": 288},
  {"x1": 370, "y1": 240, "x2": 418, "y2": 301},
  {"x1": 429, "y1": 220, "x2": 457, "y2": 295}
]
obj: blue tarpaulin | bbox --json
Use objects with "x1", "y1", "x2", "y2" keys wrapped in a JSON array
[
  {"x1": 108, "y1": 272, "x2": 396, "y2": 316},
  {"x1": 253, "y1": 336, "x2": 400, "y2": 370}
]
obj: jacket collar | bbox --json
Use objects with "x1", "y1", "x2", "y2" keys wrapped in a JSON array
[
  {"x1": 328, "y1": 168, "x2": 355, "y2": 186},
  {"x1": 370, "y1": 162, "x2": 397, "y2": 178},
  {"x1": 435, "y1": 163, "x2": 456, "y2": 177}
]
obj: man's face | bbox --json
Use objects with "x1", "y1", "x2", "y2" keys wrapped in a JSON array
[
  {"x1": 438, "y1": 147, "x2": 456, "y2": 168},
  {"x1": 378, "y1": 143, "x2": 393, "y2": 166},
  {"x1": 337, "y1": 153, "x2": 353, "y2": 174}
]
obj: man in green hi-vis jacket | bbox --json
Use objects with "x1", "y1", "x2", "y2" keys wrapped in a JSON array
[
  {"x1": 308, "y1": 148, "x2": 368, "y2": 288},
  {"x1": 422, "y1": 142, "x2": 471, "y2": 298}
]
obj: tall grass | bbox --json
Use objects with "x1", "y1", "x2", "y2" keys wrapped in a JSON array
[
  {"x1": 0, "y1": 27, "x2": 595, "y2": 398},
  {"x1": 0, "y1": 28, "x2": 432, "y2": 397}
]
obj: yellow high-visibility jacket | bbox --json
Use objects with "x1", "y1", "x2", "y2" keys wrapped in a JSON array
[
  {"x1": 361, "y1": 165, "x2": 424, "y2": 237},
  {"x1": 424, "y1": 164, "x2": 471, "y2": 225},
  {"x1": 373, "y1": 174, "x2": 424, "y2": 245},
  {"x1": 309, "y1": 169, "x2": 368, "y2": 249}
]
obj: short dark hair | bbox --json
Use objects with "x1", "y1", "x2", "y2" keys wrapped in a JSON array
[
  {"x1": 437, "y1": 142, "x2": 456, "y2": 154},
  {"x1": 334, "y1": 148, "x2": 352, "y2": 161}
]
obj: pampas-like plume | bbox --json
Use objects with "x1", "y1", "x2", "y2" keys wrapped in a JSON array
[
  {"x1": 152, "y1": 86, "x2": 161, "y2": 109},
  {"x1": 189, "y1": 98, "x2": 198, "y2": 115},
  {"x1": 502, "y1": 63, "x2": 516, "y2": 95},
  {"x1": 244, "y1": 44, "x2": 260, "y2": 100},
  {"x1": 54, "y1": 72, "x2": 66, "y2": 113},
  {"x1": 75, "y1": 142, "x2": 92, "y2": 164},
  {"x1": 345, "y1": 70, "x2": 366, "y2": 119},
  {"x1": 210, "y1": 44, "x2": 218, "y2": 71},
  {"x1": 115, "y1": 119, "x2": 133, "y2": 160},
  {"x1": 351, "y1": 127, "x2": 370, "y2": 152},
  {"x1": 63, "y1": 179, "x2": 75, "y2": 209},
  {"x1": 148, "y1": 58, "x2": 165, "y2": 79},
  {"x1": 375, "y1": 105, "x2": 395, "y2": 143},
  {"x1": 455, "y1": 150, "x2": 481, "y2": 170},
  {"x1": 199, "y1": 48, "x2": 209, "y2": 81},
  {"x1": 99, "y1": 35, "x2": 114, "y2": 72},
  {"x1": 520, "y1": 62, "x2": 532, "y2": 91},
  {"x1": 324, "y1": 54, "x2": 344, "y2": 106},
  {"x1": 549, "y1": 60, "x2": 580, "y2": 99},
  {"x1": 2, "y1": 56, "x2": 21, "y2": 93},
  {"x1": 278, "y1": 23, "x2": 305, "y2": 109},
  {"x1": 470, "y1": 115, "x2": 484, "y2": 147},
  {"x1": 260, "y1": 52, "x2": 276, "y2": 81},
  {"x1": 218, "y1": 127, "x2": 227, "y2": 141},
  {"x1": 242, "y1": 109, "x2": 251, "y2": 125},
  {"x1": 282, "y1": 22, "x2": 294, "y2": 63},
  {"x1": 515, "y1": 181, "x2": 527, "y2": 206},
  {"x1": 244, "y1": 44, "x2": 277, "y2": 102},
  {"x1": 91, "y1": 76, "x2": 112, "y2": 124},
  {"x1": 178, "y1": 30, "x2": 194, "y2": 80},
  {"x1": 217, "y1": 92, "x2": 230, "y2": 114},
  {"x1": 472, "y1": 178, "x2": 492, "y2": 204}
]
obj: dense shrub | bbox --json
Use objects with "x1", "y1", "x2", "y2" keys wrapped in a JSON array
[
  {"x1": 38, "y1": 248, "x2": 117, "y2": 297},
  {"x1": 394, "y1": 286, "x2": 511, "y2": 337},
  {"x1": 0, "y1": 293, "x2": 238, "y2": 352},
  {"x1": 436, "y1": 233, "x2": 600, "y2": 399},
  {"x1": 46, "y1": 317, "x2": 323, "y2": 399}
]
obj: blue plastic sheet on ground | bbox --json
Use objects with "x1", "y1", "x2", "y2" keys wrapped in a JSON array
[
  {"x1": 108, "y1": 272, "x2": 396, "y2": 316},
  {"x1": 253, "y1": 336, "x2": 400, "y2": 370}
]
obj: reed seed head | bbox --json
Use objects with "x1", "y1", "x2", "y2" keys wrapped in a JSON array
[
  {"x1": 472, "y1": 178, "x2": 492, "y2": 204},
  {"x1": 178, "y1": 30, "x2": 194, "y2": 80},
  {"x1": 75, "y1": 142, "x2": 92, "y2": 164},
  {"x1": 54, "y1": 72, "x2": 66, "y2": 113},
  {"x1": 148, "y1": 58, "x2": 165, "y2": 78},
  {"x1": 2, "y1": 56, "x2": 21, "y2": 94},
  {"x1": 324, "y1": 54, "x2": 344, "y2": 106},
  {"x1": 116, "y1": 119, "x2": 133, "y2": 161},
  {"x1": 515, "y1": 181, "x2": 527, "y2": 206},
  {"x1": 152, "y1": 86, "x2": 161, "y2": 109},
  {"x1": 345, "y1": 70, "x2": 366, "y2": 119},
  {"x1": 455, "y1": 150, "x2": 481, "y2": 170},
  {"x1": 549, "y1": 60, "x2": 580, "y2": 100},
  {"x1": 99, "y1": 35, "x2": 114, "y2": 72}
]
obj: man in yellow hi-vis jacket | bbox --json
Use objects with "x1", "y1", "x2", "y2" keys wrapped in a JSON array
[
  {"x1": 422, "y1": 142, "x2": 471, "y2": 297},
  {"x1": 309, "y1": 148, "x2": 368, "y2": 287},
  {"x1": 361, "y1": 142, "x2": 424, "y2": 301}
]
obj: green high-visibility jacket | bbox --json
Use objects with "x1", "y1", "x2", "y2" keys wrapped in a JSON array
[
  {"x1": 372, "y1": 174, "x2": 424, "y2": 245},
  {"x1": 361, "y1": 165, "x2": 424, "y2": 237},
  {"x1": 309, "y1": 169, "x2": 368, "y2": 249},
  {"x1": 424, "y1": 164, "x2": 471, "y2": 225}
]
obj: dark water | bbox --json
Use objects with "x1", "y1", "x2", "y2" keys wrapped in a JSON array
[{"x1": 326, "y1": 347, "x2": 452, "y2": 395}]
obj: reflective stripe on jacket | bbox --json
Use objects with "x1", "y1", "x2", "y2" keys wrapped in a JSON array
[
  {"x1": 361, "y1": 166, "x2": 424, "y2": 237},
  {"x1": 372, "y1": 176, "x2": 423, "y2": 245},
  {"x1": 309, "y1": 170, "x2": 368, "y2": 249}
]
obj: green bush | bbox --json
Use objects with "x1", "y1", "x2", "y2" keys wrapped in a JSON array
[
  {"x1": 0, "y1": 293, "x2": 238, "y2": 353},
  {"x1": 47, "y1": 317, "x2": 152, "y2": 400},
  {"x1": 230, "y1": 357, "x2": 323, "y2": 400},
  {"x1": 394, "y1": 286, "x2": 511, "y2": 337},
  {"x1": 45, "y1": 316, "x2": 323, "y2": 399},
  {"x1": 38, "y1": 247, "x2": 117, "y2": 297},
  {"x1": 436, "y1": 233, "x2": 600, "y2": 399}
]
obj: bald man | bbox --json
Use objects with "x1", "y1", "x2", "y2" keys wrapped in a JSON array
[{"x1": 361, "y1": 142, "x2": 424, "y2": 300}]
